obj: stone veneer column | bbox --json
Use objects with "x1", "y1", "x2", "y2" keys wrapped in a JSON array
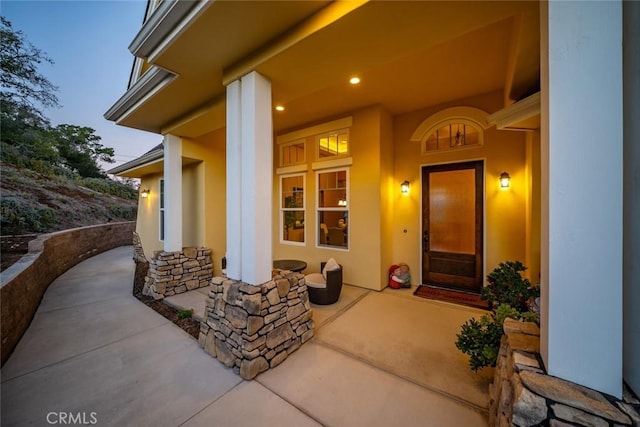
[
  {"x1": 142, "y1": 247, "x2": 212, "y2": 299},
  {"x1": 200, "y1": 270, "x2": 314, "y2": 380},
  {"x1": 489, "y1": 319, "x2": 638, "y2": 426}
]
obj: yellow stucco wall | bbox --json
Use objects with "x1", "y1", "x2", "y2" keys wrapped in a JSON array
[
  {"x1": 182, "y1": 163, "x2": 203, "y2": 248},
  {"x1": 393, "y1": 90, "x2": 531, "y2": 286},
  {"x1": 273, "y1": 105, "x2": 394, "y2": 290},
  {"x1": 185, "y1": 129, "x2": 227, "y2": 277},
  {"x1": 379, "y1": 109, "x2": 395, "y2": 289},
  {"x1": 525, "y1": 130, "x2": 542, "y2": 283},
  {"x1": 136, "y1": 173, "x2": 164, "y2": 256},
  {"x1": 134, "y1": 129, "x2": 227, "y2": 276},
  {"x1": 135, "y1": 92, "x2": 538, "y2": 290}
]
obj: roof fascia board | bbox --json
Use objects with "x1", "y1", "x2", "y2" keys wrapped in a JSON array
[
  {"x1": 108, "y1": 151, "x2": 163, "y2": 175},
  {"x1": 486, "y1": 92, "x2": 541, "y2": 130},
  {"x1": 104, "y1": 66, "x2": 176, "y2": 123},
  {"x1": 146, "y1": 1, "x2": 213, "y2": 64},
  {"x1": 129, "y1": 0, "x2": 202, "y2": 58},
  {"x1": 128, "y1": 57, "x2": 145, "y2": 89},
  {"x1": 222, "y1": 0, "x2": 369, "y2": 85}
]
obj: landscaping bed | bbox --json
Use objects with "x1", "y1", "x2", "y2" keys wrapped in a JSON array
[{"x1": 138, "y1": 295, "x2": 200, "y2": 339}]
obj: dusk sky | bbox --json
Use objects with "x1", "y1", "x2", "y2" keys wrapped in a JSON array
[{"x1": 2, "y1": 0, "x2": 161, "y2": 168}]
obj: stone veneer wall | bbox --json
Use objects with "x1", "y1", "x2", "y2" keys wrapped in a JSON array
[
  {"x1": 131, "y1": 232, "x2": 149, "y2": 298},
  {"x1": 132, "y1": 232, "x2": 147, "y2": 263},
  {"x1": 142, "y1": 247, "x2": 212, "y2": 299},
  {"x1": 490, "y1": 318, "x2": 640, "y2": 426},
  {"x1": 199, "y1": 270, "x2": 314, "y2": 380}
]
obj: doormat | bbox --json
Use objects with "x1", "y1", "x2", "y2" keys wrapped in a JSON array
[{"x1": 413, "y1": 285, "x2": 491, "y2": 310}]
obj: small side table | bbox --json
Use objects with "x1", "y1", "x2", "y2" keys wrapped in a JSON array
[{"x1": 273, "y1": 259, "x2": 307, "y2": 273}]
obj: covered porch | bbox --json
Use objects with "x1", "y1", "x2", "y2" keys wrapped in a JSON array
[
  {"x1": 1, "y1": 246, "x2": 489, "y2": 425},
  {"x1": 105, "y1": 0, "x2": 639, "y2": 405}
]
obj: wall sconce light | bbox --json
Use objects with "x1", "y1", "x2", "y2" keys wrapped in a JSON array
[
  {"x1": 140, "y1": 189, "x2": 150, "y2": 198},
  {"x1": 500, "y1": 172, "x2": 511, "y2": 189},
  {"x1": 401, "y1": 180, "x2": 410, "y2": 195}
]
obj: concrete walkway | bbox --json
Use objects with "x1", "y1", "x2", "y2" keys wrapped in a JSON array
[{"x1": 1, "y1": 246, "x2": 489, "y2": 426}]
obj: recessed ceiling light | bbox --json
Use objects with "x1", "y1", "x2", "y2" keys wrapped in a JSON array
[
  {"x1": 275, "y1": 105, "x2": 285, "y2": 111},
  {"x1": 349, "y1": 77, "x2": 360, "y2": 85}
]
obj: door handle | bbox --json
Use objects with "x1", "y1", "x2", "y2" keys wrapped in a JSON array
[{"x1": 423, "y1": 231, "x2": 429, "y2": 252}]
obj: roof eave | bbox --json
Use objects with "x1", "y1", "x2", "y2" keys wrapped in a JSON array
[
  {"x1": 107, "y1": 149, "x2": 164, "y2": 176},
  {"x1": 104, "y1": 66, "x2": 176, "y2": 126},
  {"x1": 129, "y1": 0, "x2": 211, "y2": 60}
]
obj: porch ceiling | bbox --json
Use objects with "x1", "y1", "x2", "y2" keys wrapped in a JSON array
[{"x1": 112, "y1": 0, "x2": 539, "y2": 139}]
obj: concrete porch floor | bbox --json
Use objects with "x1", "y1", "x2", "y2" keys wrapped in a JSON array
[{"x1": 1, "y1": 246, "x2": 490, "y2": 426}]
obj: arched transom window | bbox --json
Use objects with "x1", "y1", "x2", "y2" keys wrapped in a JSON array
[
  {"x1": 425, "y1": 120, "x2": 482, "y2": 152},
  {"x1": 409, "y1": 106, "x2": 489, "y2": 155}
]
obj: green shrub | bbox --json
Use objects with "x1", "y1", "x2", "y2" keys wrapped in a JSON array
[
  {"x1": 177, "y1": 309, "x2": 193, "y2": 320},
  {"x1": 27, "y1": 159, "x2": 55, "y2": 175},
  {"x1": 456, "y1": 312, "x2": 504, "y2": 371},
  {"x1": 79, "y1": 177, "x2": 138, "y2": 200},
  {"x1": 108, "y1": 205, "x2": 137, "y2": 220},
  {"x1": 0, "y1": 198, "x2": 56, "y2": 234},
  {"x1": 481, "y1": 261, "x2": 539, "y2": 311},
  {"x1": 456, "y1": 261, "x2": 540, "y2": 371}
]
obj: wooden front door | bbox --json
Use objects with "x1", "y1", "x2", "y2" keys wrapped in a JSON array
[{"x1": 422, "y1": 161, "x2": 483, "y2": 293}]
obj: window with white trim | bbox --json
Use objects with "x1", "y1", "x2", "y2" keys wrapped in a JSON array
[
  {"x1": 317, "y1": 129, "x2": 349, "y2": 159},
  {"x1": 159, "y1": 178, "x2": 165, "y2": 242},
  {"x1": 280, "y1": 174, "x2": 305, "y2": 244},
  {"x1": 280, "y1": 139, "x2": 305, "y2": 167},
  {"x1": 317, "y1": 168, "x2": 348, "y2": 249}
]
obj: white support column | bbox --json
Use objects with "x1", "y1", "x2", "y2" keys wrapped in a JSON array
[
  {"x1": 623, "y1": 0, "x2": 640, "y2": 395},
  {"x1": 240, "y1": 71, "x2": 273, "y2": 285},
  {"x1": 226, "y1": 80, "x2": 243, "y2": 280},
  {"x1": 163, "y1": 134, "x2": 183, "y2": 252},
  {"x1": 541, "y1": 1, "x2": 623, "y2": 397}
]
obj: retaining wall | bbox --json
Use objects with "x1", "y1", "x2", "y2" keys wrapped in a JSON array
[
  {"x1": 0, "y1": 234, "x2": 39, "y2": 254},
  {"x1": 0, "y1": 222, "x2": 136, "y2": 365}
]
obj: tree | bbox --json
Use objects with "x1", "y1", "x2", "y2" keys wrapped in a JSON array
[
  {"x1": 1, "y1": 16, "x2": 60, "y2": 171},
  {"x1": 1, "y1": 18, "x2": 116, "y2": 178},
  {"x1": 52, "y1": 125, "x2": 115, "y2": 178},
  {"x1": 0, "y1": 99, "x2": 59, "y2": 167},
  {"x1": 0, "y1": 16, "x2": 59, "y2": 115}
]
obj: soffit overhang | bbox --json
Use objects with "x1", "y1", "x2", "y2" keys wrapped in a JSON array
[
  {"x1": 110, "y1": 155, "x2": 201, "y2": 178},
  {"x1": 107, "y1": 145, "x2": 164, "y2": 177},
  {"x1": 106, "y1": 0, "x2": 331, "y2": 135},
  {"x1": 104, "y1": 66, "x2": 176, "y2": 132},
  {"x1": 111, "y1": 158, "x2": 164, "y2": 178},
  {"x1": 106, "y1": 0, "x2": 540, "y2": 139}
]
